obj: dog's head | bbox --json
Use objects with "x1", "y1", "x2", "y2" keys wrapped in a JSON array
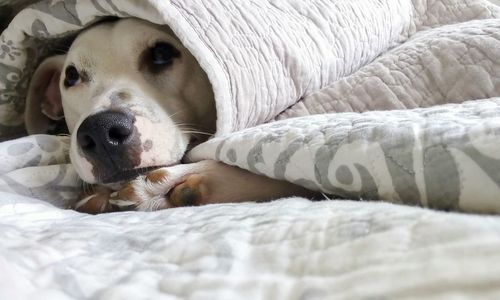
[{"x1": 26, "y1": 18, "x2": 216, "y2": 184}]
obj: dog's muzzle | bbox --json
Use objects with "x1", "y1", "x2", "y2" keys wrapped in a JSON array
[{"x1": 77, "y1": 110, "x2": 143, "y2": 182}]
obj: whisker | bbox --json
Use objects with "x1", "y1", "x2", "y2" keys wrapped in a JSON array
[
  {"x1": 176, "y1": 125, "x2": 212, "y2": 135},
  {"x1": 176, "y1": 124, "x2": 198, "y2": 129},
  {"x1": 81, "y1": 182, "x2": 94, "y2": 197},
  {"x1": 173, "y1": 120, "x2": 214, "y2": 138},
  {"x1": 168, "y1": 109, "x2": 187, "y2": 120},
  {"x1": 181, "y1": 130, "x2": 213, "y2": 136},
  {"x1": 175, "y1": 122, "x2": 200, "y2": 127},
  {"x1": 80, "y1": 181, "x2": 86, "y2": 196},
  {"x1": 82, "y1": 182, "x2": 87, "y2": 195}
]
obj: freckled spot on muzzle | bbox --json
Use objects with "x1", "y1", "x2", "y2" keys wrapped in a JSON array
[
  {"x1": 110, "y1": 91, "x2": 132, "y2": 105},
  {"x1": 143, "y1": 139, "x2": 153, "y2": 152}
]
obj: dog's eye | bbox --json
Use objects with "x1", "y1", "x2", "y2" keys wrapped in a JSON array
[
  {"x1": 151, "y1": 42, "x2": 180, "y2": 66},
  {"x1": 64, "y1": 66, "x2": 81, "y2": 87}
]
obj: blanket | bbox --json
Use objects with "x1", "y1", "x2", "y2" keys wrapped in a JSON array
[
  {"x1": 2, "y1": 0, "x2": 500, "y2": 298},
  {"x1": 1, "y1": 0, "x2": 500, "y2": 213},
  {"x1": 2, "y1": 196, "x2": 500, "y2": 299}
]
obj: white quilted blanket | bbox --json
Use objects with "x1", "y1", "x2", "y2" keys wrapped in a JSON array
[
  {"x1": 2, "y1": 196, "x2": 500, "y2": 299},
  {"x1": 2, "y1": 0, "x2": 500, "y2": 298},
  {"x1": 1, "y1": 0, "x2": 500, "y2": 212}
]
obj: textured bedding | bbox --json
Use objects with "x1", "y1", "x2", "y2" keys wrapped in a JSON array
[
  {"x1": 1, "y1": 0, "x2": 500, "y2": 298},
  {"x1": 3, "y1": 196, "x2": 500, "y2": 299},
  {"x1": 2, "y1": 0, "x2": 500, "y2": 212}
]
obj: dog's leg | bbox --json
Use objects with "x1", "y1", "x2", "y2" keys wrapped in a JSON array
[
  {"x1": 115, "y1": 160, "x2": 318, "y2": 211},
  {"x1": 73, "y1": 160, "x2": 318, "y2": 213}
]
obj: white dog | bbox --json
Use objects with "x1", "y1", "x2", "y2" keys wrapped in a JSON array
[{"x1": 26, "y1": 18, "x2": 316, "y2": 213}]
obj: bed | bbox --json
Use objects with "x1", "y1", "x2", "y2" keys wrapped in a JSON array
[{"x1": 2, "y1": 0, "x2": 500, "y2": 298}]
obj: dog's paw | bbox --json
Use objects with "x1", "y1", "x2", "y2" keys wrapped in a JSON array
[
  {"x1": 72, "y1": 163, "x2": 211, "y2": 213},
  {"x1": 74, "y1": 185, "x2": 140, "y2": 214},
  {"x1": 73, "y1": 160, "x2": 316, "y2": 213},
  {"x1": 111, "y1": 166, "x2": 203, "y2": 211},
  {"x1": 168, "y1": 174, "x2": 208, "y2": 207},
  {"x1": 73, "y1": 186, "x2": 115, "y2": 214},
  {"x1": 113, "y1": 168, "x2": 172, "y2": 211}
]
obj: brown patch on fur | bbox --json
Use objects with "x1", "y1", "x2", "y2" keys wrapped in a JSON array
[
  {"x1": 146, "y1": 169, "x2": 169, "y2": 184},
  {"x1": 75, "y1": 187, "x2": 112, "y2": 214},
  {"x1": 118, "y1": 183, "x2": 140, "y2": 201},
  {"x1": 110, "y1": 91, "x2": 132, "y2": 105},
  {"x1": 117, "y1": 91, "x2": 131, "y2": 101},
  {"x1": 125, "y1": 124, "x2": 143, "y2": 166}
]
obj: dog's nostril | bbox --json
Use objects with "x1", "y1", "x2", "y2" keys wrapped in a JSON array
[{"x1": 108, "y1": 126, "x2": 132, "y2": 144}]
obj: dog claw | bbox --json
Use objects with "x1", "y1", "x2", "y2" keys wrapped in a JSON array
[
  {"x1": 108, "y1": 199, "x2": 137, "y2": 207},
  {"x1": 74, "y1": 194, "x2": 97, "y2": 210}
]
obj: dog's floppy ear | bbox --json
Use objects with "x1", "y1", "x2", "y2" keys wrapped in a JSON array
[{"x1": 25, "y1": 55, "x2": 66, "y2": 134}]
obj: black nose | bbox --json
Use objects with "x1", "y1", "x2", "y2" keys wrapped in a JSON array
[{"x1": 77, "y1": 111, "x2": 137, "y2": 165}]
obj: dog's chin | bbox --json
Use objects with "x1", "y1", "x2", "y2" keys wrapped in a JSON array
[{"x1": 100, "y1": 165, "x2": 165, "y2": 186}]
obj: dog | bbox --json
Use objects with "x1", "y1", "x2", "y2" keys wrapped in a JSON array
[{"x1": 26, "y1": 18, "x2": 317, "y2": 213}]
